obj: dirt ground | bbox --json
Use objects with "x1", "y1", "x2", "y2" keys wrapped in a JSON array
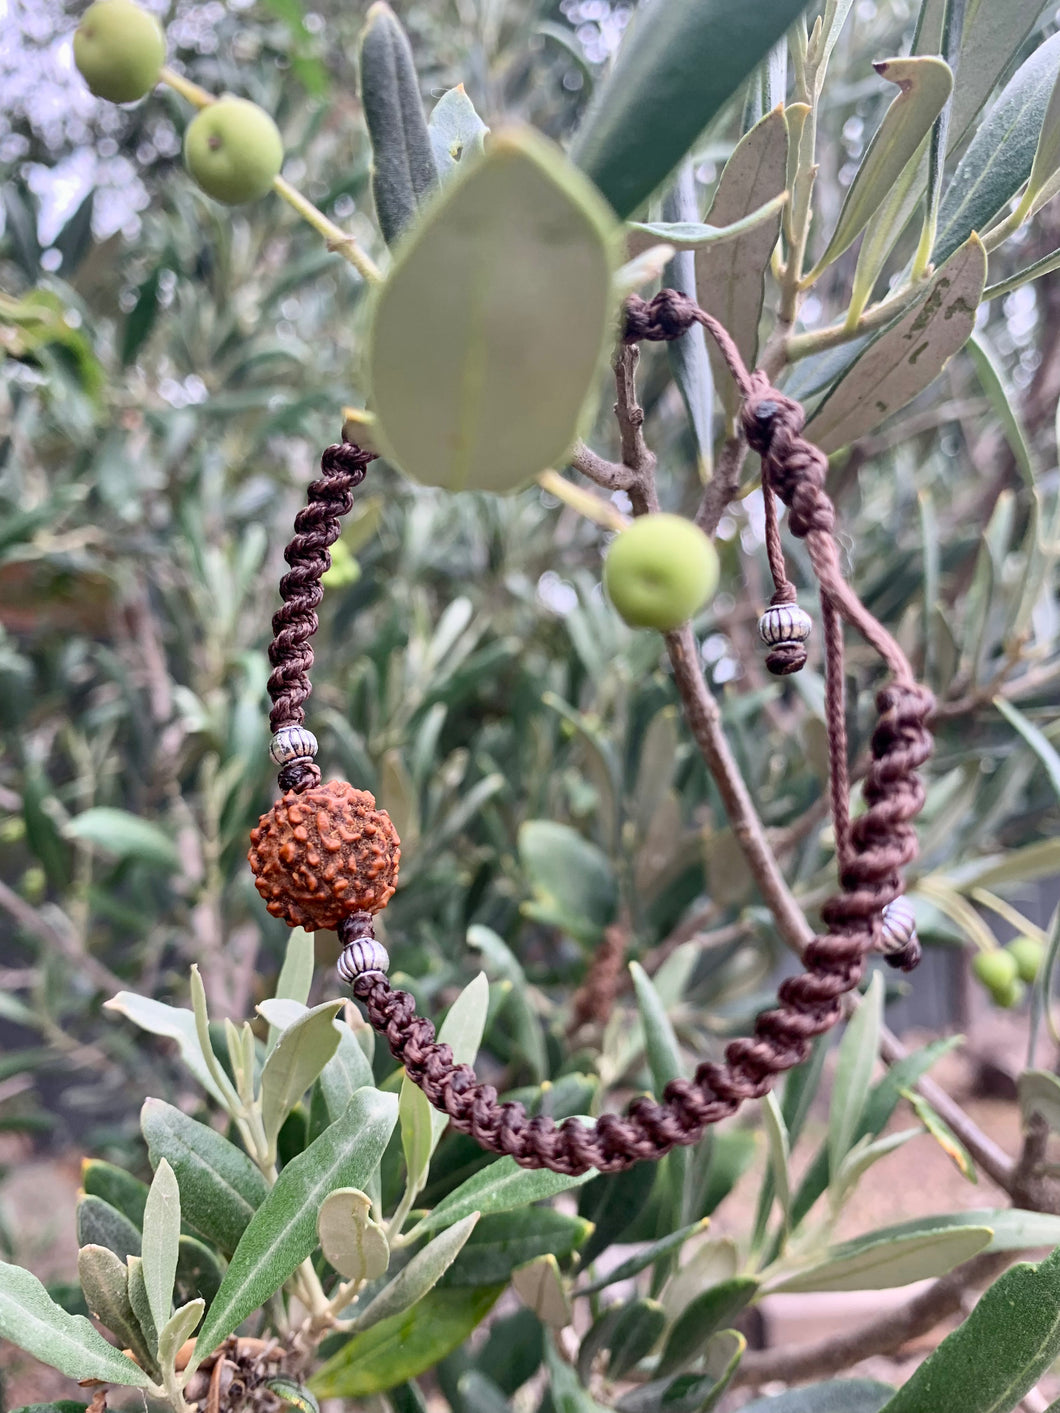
[{"x1": 1, "y1": 1006, "x2": 1054, "y2": 1410}]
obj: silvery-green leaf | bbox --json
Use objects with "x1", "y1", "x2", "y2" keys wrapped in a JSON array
[
  {"x1": 126, "y1": 1255, "x2": 157, "y2": 1357},
  {"x1": 141, "y1": 1098, "x2": 269, "y2": 1256},
  {"x1": 0, "y1": 1260, "x2": 152, "y2": 1388},
  {"x1": 878, "y1": 1245, "x2": 1060, "y2": 1413},
  {"x1": 270, "y1": 928, "x2": 316, "y2": 1045},
  {"x1": 696, "y1": 107, "x2": 788, "y2": 412},
  {"x1": 368, "y1": 127, "x2": 619, "y2": 494},
  {"x1": 156, "y1": 1298, "x2": 203, "y2": 1372},
  {"x1": 104, "y1": 991, "x2": 228, "y2": 1106},
  {"x1": 414, "y1": 1156, "x2": 595, "y2": 1239},
  {"x1": 814, "y1": 58, "x2": 952, "y2": 275},
  {"x1": 188, "y1": 1089, "x2": 397, "y2": 1375},
  {"x1": 351, "y1": 1211, "x2": 479, "y2": 1331},
  {"x1": 768, "y1": 1225, "x2": 992, "y2": 1293},
  {"x1": 662, "y1": 164, "x2": 712, "y2": 481},
  {"x1": 806, "y1": 235, "x2": 985, "y2": 452},
  {"x1": 935, "y1": 32, "x2": 1060, "y2": 264},
  {"x1": 259, "y1": 1000, "x2": 344, "y2": 1161},
  {"x1": 76, "y1": 1244, "x2": 155, "y2": 1376},
  {"x1": 318, "y1": 1188, "x2": 390, "y2": 1281},
  {"x1": 948, "y1": 0, "x2": 1051, "y2": 152},
  {"x1": 428, "y1": 85, "x2": 488, "y2": 179},
  {"x1": 141, "y1": 1157, "x2": 180, "y2": 1335},
  {"x1": 829, "y1": 972, "x2": 883, "y2": 1184}
]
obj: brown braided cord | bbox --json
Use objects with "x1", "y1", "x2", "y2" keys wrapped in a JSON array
[
  {"x1": 267, "y1": 441, "x2": 376, "y2": 790},
  {"x1": 336, "y1": 289, "x2": 935, "y2": 1173}
]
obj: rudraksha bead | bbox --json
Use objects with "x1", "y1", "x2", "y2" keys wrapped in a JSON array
[{"x1": 248, "y1": 780, "x2": 400, "y2": 930}]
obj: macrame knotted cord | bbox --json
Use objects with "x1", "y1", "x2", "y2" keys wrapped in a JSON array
[{"x1": 261, "y1": 291, "x2": 935, "y2": 1173}]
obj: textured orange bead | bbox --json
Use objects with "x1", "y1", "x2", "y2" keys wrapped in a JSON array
[{"x1": 248, "y1": 780, "x2": 400, "y2": 930}]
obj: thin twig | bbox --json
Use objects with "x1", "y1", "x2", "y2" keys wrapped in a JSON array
[
  {"x1": 569, "y1": 440, "x2": 636, "y2": 492},
  {"x1": 734, "y1": 1251, "x2": 1011, "y2": 1388},
  {"x1": 695, "y1": 434, "x2": 746, "y2": 535}
]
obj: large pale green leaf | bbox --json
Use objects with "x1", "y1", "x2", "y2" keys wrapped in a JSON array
[
  {"x1": 769, "y1": 1225, "x2": 992, "y2": 1292},
  {"x1": 259, "y1": 1001, "x2": 344, "y2": 1161},
  {"x1": 879, "y1": 1246, "x2": 1060, "y2": 1413},
  {"x1": 317, "y1": 1188, "x2": 389, "y2": 1281},
  {"x1": 413, "y1": 1156, "x2": 595, "y2": 1240},
  {"x1": 935, "y1": 31, "x2": 1060, "y2": 264},
  {"x1": 814, "y1": 58, "x2": 952, "y2": 274},
  {"x1": 190, "y1": 1089, "x2": 397, "y2": 1372},
  {"x1": 741, "y1": 1383, "x2": 895, "y2": 1413},
  {"x1": 64, "y1": 807, "x2": 179, "y2": 871},
  {"x1": 519, "y1": 820, "x2": 617, "y2": 944},
  {"x1": 311, "y1": 1284, "x2": 502, "y2": 1397},
  {"x1": 0, "y1": 1260, "x2": 152, "y2": 1388},
  {"x1": 829, "y1": 973, "x2": 883, "y2": 1183},
  {"x1": 630, "y1": 961, "x2": 684, "y2": 1090},
  {"x1": 367, "y1": 127, "x2": 618, "y2": 493},
  {"x1": 141, "y1": 1099, "x2": 269, "y2": 1255},
  {"x1": 104, "y1": 992, "x2": 227, "y2": 1105},
  {"x1": 569, "y1": 0, "x2": 812, "y2": 218},
  {"x1": 696, "y1": 107, "x2": 788, "y2": 411},
  {"x1": 806, "y1": 235, "x2": 985, "y2": 452},
  {"x1": 351, "y1": 1212, "x2": 479, "y2": 1331},
  {"x1": 141, "y1": 1157, "x2": 180, "y2": 1336},
  {"x1": 358, "y1": 1, "x2": 437, "y2": 245}
]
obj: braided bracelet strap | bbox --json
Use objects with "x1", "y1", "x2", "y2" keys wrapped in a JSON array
[{"x1": 249, "y1": 293, "x2": 934, "y2": 1173}]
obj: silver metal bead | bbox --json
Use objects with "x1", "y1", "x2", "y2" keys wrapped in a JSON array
[
  {"x1": 758, "y1": 603, "x2": 813, "y2": 647},
  {"x1": 338, "y1": 938, "x2": 390, "y2": 984},
  {"x1": 269, "y1": 725, "x2": 319, "y2": 766},
  {"x1": 880, "y1": 896, "x2": 917, "y2": 953}
]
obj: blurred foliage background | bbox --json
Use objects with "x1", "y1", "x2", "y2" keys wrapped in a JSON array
[{"x1": 2, "y1": 0, "x2": 1060, "y2": 1359}]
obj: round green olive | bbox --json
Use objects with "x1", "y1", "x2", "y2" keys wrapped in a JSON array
[
  {"x1": 1006, "y1": 935, "x2": 1045, "y2": 985},
  {"x1": 184, "y1": 98, "x2": 284, "y2": 206},
  {"x1": 971, "y1": 949, "x2": 1019, "y2": 994},
  {"x1": 73, "y1": 0, "x2": 166, "y2": 104},
  {"x1": 603, "y1": 514, "x2": 719, "y2": 632}
]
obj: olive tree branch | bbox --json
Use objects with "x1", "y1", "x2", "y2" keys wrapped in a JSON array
[{"x1": 732, "y1": 1250, "x2": 1012, "y2": 1389}]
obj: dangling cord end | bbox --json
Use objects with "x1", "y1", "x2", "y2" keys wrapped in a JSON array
[{"x1": 754, "y1": 400, "x2": 811, "y2": 677}]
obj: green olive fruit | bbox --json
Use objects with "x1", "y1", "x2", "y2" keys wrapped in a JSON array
[
  {"x1": 604, "y1": 514, "x2": 719, "y2": 632},
  {"x1": 971, "y1": 949, "x2": 1018, "y2": 994},
  {"x1": 990, "y1": 977, "x2": 1026, "y2": 1010},
  {"x1": 1006, "y1": 935, "x2": 1045, "y2": 985},
  {"x1": 183, "y1": 98, "x2": 283, "y2": 205},
  {"x1": 73, "y1": 0, "x2": 166, "y2": 104}
]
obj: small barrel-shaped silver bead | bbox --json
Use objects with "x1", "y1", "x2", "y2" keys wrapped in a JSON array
[
  {"x1": 338, "y1": 938, "x2": 390, "y2": 983},
  {"x1": 880, "y1": 896, "x2": 917, "y2": 953},
  {"x1": 269, "y1": 725, "x2": 319, "y2": 766},
  {"x1": 758, "y1": 603, "x2": 813, "y2": 647}
]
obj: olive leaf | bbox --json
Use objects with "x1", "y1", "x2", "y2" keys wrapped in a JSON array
[{"x1": 367, "y1": 127, "x2": 619, "y2": 494}]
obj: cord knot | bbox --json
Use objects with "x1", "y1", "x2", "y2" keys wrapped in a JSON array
[{"x1": 623, "y1": 290, "x2": 699, "y2": 343}]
